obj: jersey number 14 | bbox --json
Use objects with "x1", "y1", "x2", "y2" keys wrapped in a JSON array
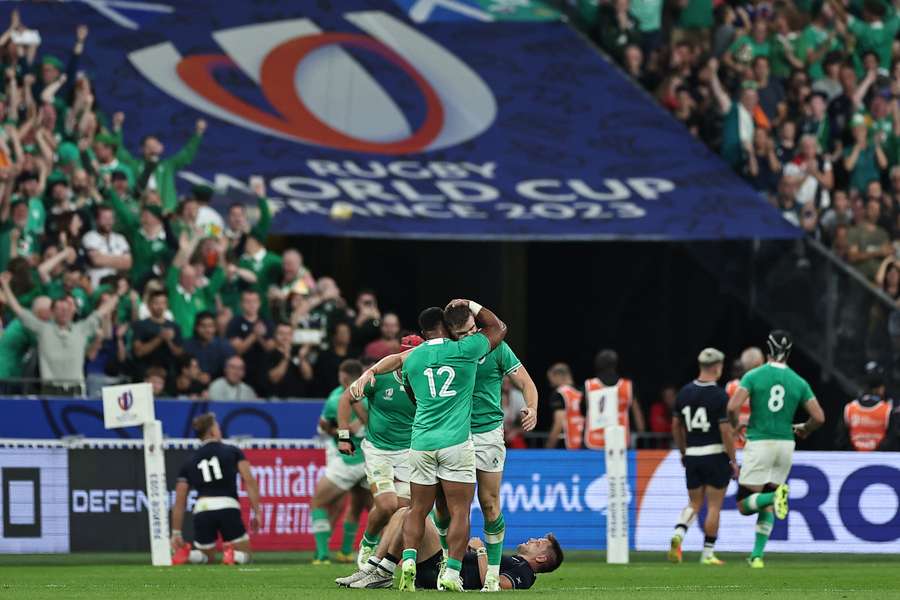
[
  {"x1": 681, "y1": 406, "x2": 710, "y2": 432},
  {"x1": 197, "y1": 456, "x2": 224, "y2": 482}
]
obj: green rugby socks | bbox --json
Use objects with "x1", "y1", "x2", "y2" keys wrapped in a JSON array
[
  {"x1": 483, "y1": 514, "x2": 505, "y2": 578},
  {"x1": 751, "y1": 511, "x2": 775, "y2": 559},
  {"x1": 311, "y1": 508, "x2": 330, "y2": 560}
]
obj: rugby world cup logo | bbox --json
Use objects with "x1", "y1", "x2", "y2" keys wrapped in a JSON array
[
  {"x1": 118, "y1": 390, "x2": 134, "y2": 411},
  {"x1": 128, "y1": 11, "x2": 497, "y2": 154}
]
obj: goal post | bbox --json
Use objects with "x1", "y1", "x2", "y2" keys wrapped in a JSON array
[
  {"x1": 604, "y1": 424, "x2": 628, "y2": 564},
  {"x1": 101, "y1": 383, "x2": 171, "y2": 566}
]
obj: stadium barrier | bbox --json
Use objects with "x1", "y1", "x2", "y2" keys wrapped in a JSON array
[
  {"x1": 2, "y1": 445, "x2": 898, "y2": 553},
  {"x1": 0, "y1": 397, "x2": 326, "y2": 439}
]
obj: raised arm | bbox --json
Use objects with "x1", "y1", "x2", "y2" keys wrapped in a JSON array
[
  {"x1": 350, "y1": 349, "x2": 413, "y2": 397},
  {"x1": 471, "y1": 302, "x2": 507, "y2": 350},
  {"x1": 708, "y1": 58, "x2": 732, "y2": 114},
  {"x1": 37, "y1": 246, "x2": 75, "y2": 283}
]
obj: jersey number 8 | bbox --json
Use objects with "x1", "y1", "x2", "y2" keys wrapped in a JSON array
[
  {"x1": 681, "y1": 406, "x2": 710, "y2": 433},
  {"x1": 768, "y1": 384, "x2": 785, "y2": 413}
]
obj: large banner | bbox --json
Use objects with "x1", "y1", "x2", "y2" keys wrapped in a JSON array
[
  {"x1": 17, "y1": 1, "x2": 798, "y2": 241},
  {"x1": 471, "y1": 449, "x2": 637, "y2": 550},
  {"x1": 0, "y1": 397, "x2": 324, "y2": 440},
  {"x1": 635, "y1": 450, "x2": 900, "y2": 553}
]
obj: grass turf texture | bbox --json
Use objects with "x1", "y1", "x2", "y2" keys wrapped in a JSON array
[{"x1": 2, "y1": 552, "x2": 899, "y2": 599}]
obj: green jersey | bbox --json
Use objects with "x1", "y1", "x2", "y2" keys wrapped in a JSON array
[
  {"x1": 321, "y1": 386, "x2": 366, "y2": 465},
  {"x1": 0, "y1": 319, "x2": 36, "y2": 378},
  {"x1": 362, "y1": 371, "x2": 415, "y2": 451},
  {"x1": 471, "y1": 341, "x2": 522, "y2": 434},
  {"x1": 740, "y1": 363, "x2": 815, "y2": 441},
  {"x1": 402, "y1": 334, "x2": 491, "y2": 451}
]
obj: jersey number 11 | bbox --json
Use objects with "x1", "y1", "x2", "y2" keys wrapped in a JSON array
[{"x1": 198, "y1": 456, "x2": 224, "y2": 482}]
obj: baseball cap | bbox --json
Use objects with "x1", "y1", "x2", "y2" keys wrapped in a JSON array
[
  {"x1": 400, "y1": 335, "x2": 424, "y2": 350},
  {"x1": 698, "y1": 347, "x2": 725, "y2": 365}
]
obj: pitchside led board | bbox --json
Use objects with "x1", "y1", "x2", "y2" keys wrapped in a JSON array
[{"x1": 101, "y1": 383, "x2": 171, "y2": 567}]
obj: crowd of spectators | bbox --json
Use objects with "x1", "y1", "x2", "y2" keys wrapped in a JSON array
[
  {"x1": 0, "y1": 12, "x2": 410, "y2": 400},
  {"x1": 581, "y1": 0, "x2": 900, "y2": 376}
]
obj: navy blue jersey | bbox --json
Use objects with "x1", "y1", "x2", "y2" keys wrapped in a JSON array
[
  {"x1": 177, "y1": 441, "x2": 246, "y2": 499},
  {"x1": 673, "y1": 381, "x2": 728, "y2": 447},
  {"x1": 461, "y1": 553, "x2": 535, "y2": 590}
]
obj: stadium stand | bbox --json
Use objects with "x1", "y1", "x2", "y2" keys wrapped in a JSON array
[{"x1": 562, "y1": 0, "x2": 900, "y2": 392}]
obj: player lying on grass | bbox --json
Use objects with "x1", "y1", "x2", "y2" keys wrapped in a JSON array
[
  {"x1": 337, "y1": 507, "x2": 563, "y2": 590},
  {"x1": 171, "y1": 413, "x2": 260, "y2": 565}
]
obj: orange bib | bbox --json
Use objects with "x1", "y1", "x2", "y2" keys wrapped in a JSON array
[
  {"x1": 844, "y1": 399, "x2": 892, "y2": 452},
  {"x1": 584, "y1": 378, "x2": 632, "y2": 449}
]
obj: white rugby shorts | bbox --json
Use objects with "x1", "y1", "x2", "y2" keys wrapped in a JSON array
[
  {"x1": 738, "y1": 439, "x2": 795, "y2": 487},
  {"x1": 409, "y1": 438, "x2": 475, "y2": 485},
  {"x1": 362, "y1": 439, "x2": 410, "y2": 499},
  {"x1": 473, "y1": 426, "x2": 506, "y2": 473}
]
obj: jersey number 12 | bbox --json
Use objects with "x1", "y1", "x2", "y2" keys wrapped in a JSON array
[
  {"x1": 424, "y1": 366, "x2": 456, "y2": 398},
  {"x1": 198, "y1": 456, "x2": 223, "y2": 482},
  {"x1": 681, "y1": 406, "x2": 710, "y2": 432}
]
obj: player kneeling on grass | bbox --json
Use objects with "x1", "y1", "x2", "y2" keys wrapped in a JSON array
[
  {"x1": 669, "y1": 348, "x2": 738, "y2": 565},
  {"x1": 171, "y1": 413, "x2": 261, "y2": 565},
  {"x1": 341, "y1": 507, "x2": 562, "y2": 590}
]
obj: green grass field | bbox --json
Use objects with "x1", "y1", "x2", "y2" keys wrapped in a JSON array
[{"x1": 2, "y1": 552, "x2": 899, "y2": 600}]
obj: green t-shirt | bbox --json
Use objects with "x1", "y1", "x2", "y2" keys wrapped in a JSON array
[
  {"x1": 844, "y1": 143, "x2": 881, "y2": 192},
  {"x1": 796, "y1": 24, "x2": 842, "y2": 81},
  {"x1": 23, "y1": 196, "x2": 45, "y2": 235},
  {"x1": 0, "y1": 318, "x2": 36, "y2": 378},
  {"x1": 848, "y1": 14, "x2": 900, "y2": 71},
  {"x1": 362, "y1": 371, "x2": 415, "y2": 451},
  {"x1": 740, "y1": 363, "x2": 815, "y2": 441},
  {"x1": 238, "y1": 250, "x2": 282, "y2": 316},
  {"x1": 321, "y1": 385, "x2": 366, "y2": 465},
  {"x1": 729, "y1": 35, "x2": 771, "y2": 65},
  {"x1": 471, "y1": 341, "x2": 522, "y2": 434},
  {"x1": 402, "y1": 334, "x2": 491, "y2": 451},
  {"x1": 629, "y1": 0, "x2": 663, "y2": 32},
  {"x1": 678, "y1": 0, "x2": 712, "y2": 29},
  {"x1": 165, "y1": 267, "x2": 220, "y2": 338}
]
